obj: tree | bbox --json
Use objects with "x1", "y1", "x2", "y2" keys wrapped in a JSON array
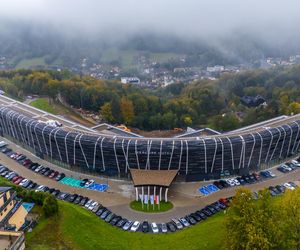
[
  {"x1": 278, "y1": 189, "x2": 300, "y2": 249},
  {"x1": 100, "y1": 102, "x2": 114, "y2": 122},
  {"x1": 42, "y1": 195, "x2": 59, "y2": 217},
  {"x1": 120, "y1": 97, "x2": 135, "y2": 125},
  {"x1": 225, "y1": 188, "x2": 279, "y2": 250}
]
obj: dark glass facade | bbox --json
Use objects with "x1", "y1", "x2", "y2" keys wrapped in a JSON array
[{"x1": 0, "y1": 107, "x2": 299, "y2": 181}]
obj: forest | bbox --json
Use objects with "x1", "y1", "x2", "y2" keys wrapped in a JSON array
[{"x1": 1, "y1": 66, "x2": 300, "y2": 131}]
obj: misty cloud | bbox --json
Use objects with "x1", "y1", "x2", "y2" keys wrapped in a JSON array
[{"x1": 1, "y1": 0, "x2": 300, "y2": 41}]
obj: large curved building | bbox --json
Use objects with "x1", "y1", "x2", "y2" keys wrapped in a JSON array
[{"x1": 0, "y1": 95, "x2": 299, "y2": 182}]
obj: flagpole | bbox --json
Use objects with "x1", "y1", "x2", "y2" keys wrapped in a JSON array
[
  {"x1": 147, "y1": 186, "x2": 150, "y2": 211},
  {"x1": 153, "y1": 186, "x2": 156, "y2": 211},
  {"x1": 142, "y1": 186, "x2": 144, "y2": 210}
]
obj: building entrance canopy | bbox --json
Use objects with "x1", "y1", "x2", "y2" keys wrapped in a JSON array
[
  {"x1": 130, "y1": 169, "x2": 178, "y2": 187},
  {"x1": 130, "y1": 169, "x2": 178, "y2": 203}
]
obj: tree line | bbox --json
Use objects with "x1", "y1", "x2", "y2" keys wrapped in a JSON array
[
  {"x1": 1, "y1": 66, "x2": 300, "y2": 131},
  {"x1": 225, "y1": 188, "x2": 300, "y2": 250}
]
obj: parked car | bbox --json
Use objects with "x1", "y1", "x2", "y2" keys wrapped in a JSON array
[
  {"x1": 67, "y1": 194, "x2": 78, "y2": 203},
  {"x1": 34, "y1": 165, "x2": 44, "y2": 173},
  {"x1": 84, "y1": 199, "x2": 93, "y2": 209},
  {"x1": 116, "y1": 219, "x2": 127, "y2": 228},
  {"x1": 291, "y1": 160, "x2": 300, "y2": 167},
  {"x1": 100, "y1": 210, "x2": 110, "y2": 220},
  {"x1": 110, "y1": 216, "x2": 122, "y2": 226},
  {"x1": 130, "y1": 221, "x2": 140, "y2": 232},
  {"x1": 283, "y1": 182, "x2": 295, "y2": 190},
  {"x1": 22, "y1": 159, "x2": 32, "y2": 167},
  {"x1": 190, "y1": 213, "x2": 201, "y2": 222},
  {"x1": 277, "y1": 166, "x2": 289, "y2": 173},
  {"x1": 96, "y1": 207, "x2": 106, "y2": 216},
  {"x1": 167, "y1": 222, "x2": 176, "y2": 232},
  {"x1": 151, "y1": 222, "x2": 159, "y2": 233},
  {"x1": 55, "y1": 173, "x2": 65, "y2": 181},
  {"x1": 171, "y1": 219, "x2": 183, "y2": 229},
  {"x1": 92, "y1": 204, "x2": 101, "y2": 213},
  {"x1": 179, "y1": 217, "x2": 190, "y2": 227},
  {"x1": 161, "y1": 223, "x2": 168, "y2": 233},
  {"x1": 80, "y1": 179, "x2": 88, "y2": 187},
  {"x1": 84, "y1": 179, "x2": 95, "y2": 188},
  {"x1": 185, "y1": 216, "x2": 196, "y2": 225},
  {"x1": 105, "y1": 213, "x2": 115, "y2": 223},
  {"x1": 142, "y1": 221, "x2": 149, "y2": 233},
  {"x1": 49, "y1": 171, "x2": 59, "y2": 178},
  {"x1": 213, "y1": 181, "x2": 223, "y2": 189},
  {"x1": 79, "y1": 197, "x2": 89, "y2": 206},
  {"x1": 123, "y1": 220, "x2": 133, "y2": 231},
  {"x1": 14, "y1": 177, "x2": 24, "y2": 185},
  {"x1": 58, "y1": 192, "x2": 69, "y2": 200},
  {"x1": 74, "y1": 195, "x2": 83, "y2": 204},
  {"x1": 88, "y1": 201, "x2": 98, "y2": 211},
  {"x1": 1, "y1": 147, "x2": 11, "y2": 154}
]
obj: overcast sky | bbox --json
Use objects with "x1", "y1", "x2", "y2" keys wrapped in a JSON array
[{"x1": 1, "y1": 0, "x2": 300, "y2": 41}]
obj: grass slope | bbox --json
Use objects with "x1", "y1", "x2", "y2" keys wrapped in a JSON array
[
  {"x1": 0, "y1": 174, "x2": 225, "y2": 250},
  {"x1": 30, "y1": 98, "x2": 59, "y2": 114},
  {"x1": 26, "y1": 202, "x2": 225, "y2": 250}
]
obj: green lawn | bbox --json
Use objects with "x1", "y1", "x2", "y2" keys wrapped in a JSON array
[
  {"x1": 0, "y1": 178, "x2": 225, "y2": 250},
  {"x1": 130, "y1": 200, "x2": 173, "y2": 213},
  {"x1": 15, "y1": 57, "x2": 47, "y2": 69},
  {"x1": 25, "y1": 202, "x2": 225, "y2": 250},
  {"x1": 30, "y1": 98, "x2": 59, "y2": 114}
]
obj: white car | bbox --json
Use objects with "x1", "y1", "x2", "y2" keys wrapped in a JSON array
[
  {"x1": 233, "y1": 179, "x2": 241, "y2": 186},
  {"x1": 84, "y1": 179, "x2": 95, "y2": 188},
  {"x1": 151, "y1": 222, "x2": 159, "y2": 233},
  {"x1": 130, "y1": 221, "x2": 140, "y2": 232},
  {"x1": 35, "y1": 165, "x2": 44, "y2": 172},
  {"x1": 19, "y1": 179, "x2": 28, "y2": 186},
  {"x1": 179, "y1": 217, "x2": 190, "y2": 227},
  {"x1": 88, "y1": 201, "x2": 98, "y2": 210},
  {"x1": 226, "y1": 178, "x2": 235, "y2": 187},
  {"x1": 5, "y1": 172, "x2": 15, "y2": 179},
  {"x1": 161, "y1": 223, "x2": 168, "y2": 233},
  {"x1": 35, "y1": 185, "x2": 45, "y2": 192},
  {"x1": 282, "y1": 164, "x2": 292, "y2": 171},
  {"x1": 283, "y1": 182, "x2": 295, "y2": 190},
  {"x1": 291, "y1": 160, "x2": 300, "y2": 167},
  {"x1": 172, "y1": 218, "x2": 183, "y2": 229},
  {"x1": 266, "y1": 170, "x2": 276, "y2": 178},
  {"x1": 84, "y1": 199, "x2": 93, "y2": 209}
]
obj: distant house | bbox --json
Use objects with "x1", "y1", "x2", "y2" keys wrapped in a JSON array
[
  {"x1": 240, "y1": 95, "x2": 266, "y2": 108},
  {"x1": 0, "y1": 187, "x2": 28, "y2": 231},
  {"x1": 121, "y1": 77, "x2": 141, "y2": 84},
  {"x1": 206, "y1": 65, "x2": 224, "y2": 73}
]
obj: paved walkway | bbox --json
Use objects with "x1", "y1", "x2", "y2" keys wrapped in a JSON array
[{"x1": 1, "y1": 136, "x2": 300, "y2": 222}]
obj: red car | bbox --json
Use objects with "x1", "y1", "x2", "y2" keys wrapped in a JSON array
[
  {"x1": 219, "y1": 198, "x2": 230, "y2": 206},
  {"x1": 14, "y1": 177, "x2": 24, "y2": 185},
  {"x1": 12, "y1": 176, "x2": 20, "y2": 182},
  {"x1": 49, "y1": 171, "x2": 59, "y2": 178},
  {"x1": 23, "y1": 159, "x2": 32, "y2": 167}
]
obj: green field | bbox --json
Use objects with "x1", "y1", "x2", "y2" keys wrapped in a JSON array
[
  {"x1": 100, "y1": 49, "x2": 183, "y2": 69},
  {"x1": 30, "y1": 98, "x2": 59, "y2": 114},
  {"x1": 25, "y1": 202, "x2": 225, "y2": 250},
  {"x1": 130, "y1": 200, "x2": 173, "y2": 213},
  {"x1": 15, "y1": 57, "x2": 47, "y2": 69}
]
